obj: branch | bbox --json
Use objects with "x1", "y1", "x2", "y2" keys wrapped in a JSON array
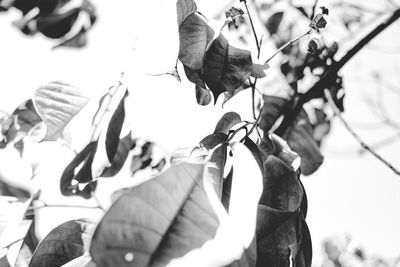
[
  {"x1": 275, "y1": 7, "x2": 400, "y2": 136},
  {"x1": 325, "y1": 89, "x2": 400, "y2": 176}
]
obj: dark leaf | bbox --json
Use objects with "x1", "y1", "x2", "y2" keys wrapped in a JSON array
[
  {"x1": 295, "y1": 7, "x2": 309, "y2": 18},
  {"x1": 53, "y1": 27, "x2": 88, "y2": 49},
  {"x1": 203, "y1": 34, "x2": 255, "y2": 102},
  {"x1": 214, "y1": 112, "x2": 241, "y2": 134},
  {"x1": 90, "y1": 162, "x2": 220, "y2": 267},
  {"x1": 29, "y1": 219, "x2": 96, "y2": 267},
  {"x1": 60, "y1": 141, "x2": 98, "y2": 198},
  {"x1": 195, "y1": 85, "x2": 212, "y2": 106},
  {"x1": 105, "y1": 91, "x2": 128, "y2": 162},
  {"x1": 101, "y1": 133, "x2": 135, "y2": 177},
  {"x1": 265, "y1": 12, "x2": 284, "y2": 35},
  {"x1": 259, "y1": 95, "x2": 289, "y2": 132}
]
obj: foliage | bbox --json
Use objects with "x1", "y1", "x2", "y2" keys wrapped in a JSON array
[{"x1": 0, "y1": 0, "x2": 399, "y2": 266}]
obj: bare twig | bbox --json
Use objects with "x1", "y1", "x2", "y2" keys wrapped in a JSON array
[
  {"x1": 310, "y1": 0, "x2": 319, "y2": 19},
  {"x1": 325, "y1": 89, "x2": 400, "y2": 176},
  {"x1": 265, "y1": 29, "x2": 311, "y2": 64},
  {"x1": 358, "y1": 134, "x2": 400, "y2": 155}
]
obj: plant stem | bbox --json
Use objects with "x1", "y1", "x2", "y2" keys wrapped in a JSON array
[
  {"x1": 265, "y1": 29, "x2": 311, "y2": 64},
  {"x1": 275, "y1": 7, "x2": 400, "y2": 136},
  {"x1": 325, "y1": 89, "x2": 400, "y2": 176},
  {"x1": 28, "y1": 204, "x2": 103, "y2": 211}
]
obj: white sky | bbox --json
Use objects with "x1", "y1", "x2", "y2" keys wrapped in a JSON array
[{"x1": 1, "y1": 0, "x2": 400, "y2": 262}]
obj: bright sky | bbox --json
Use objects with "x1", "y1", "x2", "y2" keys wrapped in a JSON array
[{"x1": 1, "y1": 0, "x2": 400, "y2": 262}]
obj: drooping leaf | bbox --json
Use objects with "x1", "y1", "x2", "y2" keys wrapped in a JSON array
[
  {"x1": 179, "y1": 13, "x2": 215, "y2": 69},
  {"x1": 101, "y1": 133, "x2": 135, "y2": 177},
  {"x1": 203, "y1": 34, "x2": 253, "y2": 102},
  {"x1": 259, "y1": 95, "x2": 289, "y2": 132},
  {"x1": 195, "y1": 85, "x2": 213, "y2": 106},
  {"x1": 33, "y1": 81, "x2": 90, "y2": 141},
  {"x1": 60, "y1": 141, "x2": 98, "y2": 198},
  {"x1": 283, "y1": 109, "x2": 323, "y2": 175},
  {"x1": 29, "y1": 219, "x2": 96, "y2": 267},
  {"x1": 214, "y1": 112, "x2": 241, "y2": 134},
  {"x1": 90, "y1": 162, "x2": 220, "y2": 267},
  {"x1": 265, "y1": 12, "x2": 284, "y2": 35},
  {"x1": 256, "y1": 155, "x2": 311, "y2": 267},
  {"x1": 105, "y1": 91, "x2": 128, "y2": 162}
]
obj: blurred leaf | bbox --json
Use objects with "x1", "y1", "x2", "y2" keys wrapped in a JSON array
[
  {"x1": 283, "y1": 110, "x2": 323, "y2": 176},
  {"x1": 101, "y1": 133, "x2": 135, "y2": 177},
  {"x1": 259, "y1": 95, "x2": 289, "y2": 132},
  {"x1": 214, "y1": 112, "x2": 241, "y2": 134},
  {"x1": 33, "y1": 81, "x2": 90, "y2": 141},
  {"x1": 53, "y1": 28, "x2": 87, "y2": 49},
  {"x1": 0, "y1": 180, "x2": 30, "y2": 199},
  {"x1": 265, "y1": 12, "x2": 284, "y2": 35},
  {"x1": 0, "y1": 100, "x2": 42, "y2": 147},
  {"x1": 225, "y1": 7, "x2": 245, "y2": 29},
  {"x1": 60, "y1": 141, "x2": 98, "y2": 198},
  {"x1": 29, "y1": 219, "x2": 96, "y2": 267},
  {"x1": 90, "y1": 162, "x2": 220, "y2": 267}
]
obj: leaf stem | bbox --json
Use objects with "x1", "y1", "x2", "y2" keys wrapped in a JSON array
[{"x1": 324, "y1": 89, "x2": 400, "y2": 176}]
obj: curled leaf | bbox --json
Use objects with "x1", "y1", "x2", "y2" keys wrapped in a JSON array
[{"x1": 214, "y1": 112, "x2": 241, "y2": 134}]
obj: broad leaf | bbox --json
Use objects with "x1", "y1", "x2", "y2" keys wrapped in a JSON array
[
  {"x1": 179, "y1": 13, "x2": 214, "y2": 69},
  {"x1": 29, "y1": 219, "x2": 96, "y2": 267},
  {"x1": 90, "y1": 162, "x2": 220, "y2": 267},
  {"x1": 214, "y1": 112, "x2": 241, "y2": 134},
  {"x1": 33, "y1": 81, "x2": 90, "y2": 141},
  {"x1": 203, "y1": 144, "x2": 227, "y2": 199},
  {"x1": 283, "y1": 110, "x2": 323, "y2": 175},
  {"x1": 176, "y1": 0, "x2": 197, "y2": 26}
]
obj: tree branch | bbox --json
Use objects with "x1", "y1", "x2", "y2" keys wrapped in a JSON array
[
  {"x1": 275, "y1": 7, "x2": 400, "y2": 136},
  {"x1": 324, "y1": 89, "x2": 400, "y2": 176}
]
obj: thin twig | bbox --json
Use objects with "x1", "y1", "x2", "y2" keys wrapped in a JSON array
[
  {"x1": 265, "y1": 29, "x2": 311, "y2": 64},
  {"x1": 310, "y1": 0, "x2": 319, "y2": 20},
  {"x1": 275, "y1": 7, "x2": 400, "y2": 136},
  {"x1": 28, "y1": 203, "x2": 104, "y2": 211},
  {"x1": 325, "y1": 89, "x2": 400, "y2": 176}
]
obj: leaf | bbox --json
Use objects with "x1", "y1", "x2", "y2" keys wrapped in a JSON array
[
  {"x1": 176, "y1": 0, "x2": 197, "y2": 27},
  {"x1": 203, "y1": 34, "x2": 253, "y2": 102},
  {"x1": 179, "y1": 13, "x2": 215, "y2": 69},
  {"x1": 256, "y1": 155, "x2": 311, "y2": 267},
  {"x1": 101, "y1": 133, "x2": 135, "y2": 177},
  {"x1": 283, "y1": 109, "x2": 323, "y2": 175},
  {"x1": 90, "y1": 162, "x2": 220, "y2": 267},
  {"x1": 29, "y1": 219, "x2": 96, "y2": 267},
  {"x1": 195, "y1": 85, "x2": 212, "y2": 106},
  {"x1": 259, "y1": 95, "x2": 289, "y2": 132},
  {"x1": 265, "y1": 12, "x2": 284, "y2": 35},
  {"x1": 105, "y1": 91, "x2": 128, "y2": 162},
  {"x1": 199, "y1": 133, "x2": 228, "y2": 149},
  {"x1": 60, "y1": 141, "x2": 98, "y2": 198},
  {"x1": 130, "y1": 141, "x2": 153, "y2": 175},
  {"x1": 214, "y1": 112, "x2": 241, "y2": 134},
  {"x1": 203, "y1": 144, "x2": 227, "y2": 199},
  {"x1": 33, "y1": 81, "x2": 90, "y2": 141},
  {"x1": 61, "y1": 253, "x2": 96, "y2": 267}
]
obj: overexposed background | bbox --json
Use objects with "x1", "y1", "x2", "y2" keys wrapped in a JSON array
[{"x1": 1, "y1": 0, "x2": 400, "y2": 263}]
